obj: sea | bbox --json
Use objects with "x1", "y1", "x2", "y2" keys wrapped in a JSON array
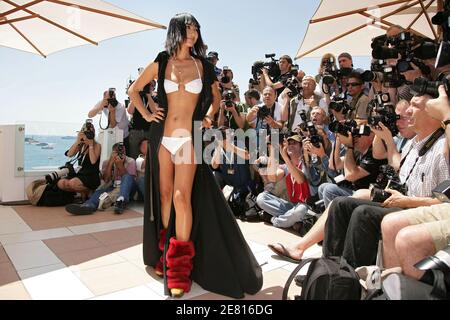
[{"x1": 25, "y1": 135, "x2": 77, "y2": 170}]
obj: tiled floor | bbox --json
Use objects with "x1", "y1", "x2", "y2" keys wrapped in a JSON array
[{"x1": 0, "y1": 204, "x2": 322, "y2": 300}]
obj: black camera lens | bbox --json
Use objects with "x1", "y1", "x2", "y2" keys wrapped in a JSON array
[
  {"x1": 410, "y1": 77, "x2": 443, "y2": 98},
  {"x1": 370, "y1": 186, "x2": 392, "y2": 203}
]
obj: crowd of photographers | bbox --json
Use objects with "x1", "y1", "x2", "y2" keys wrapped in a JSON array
[{"x1": 37, "y1": 20, "x2": 450, "y2": 290}]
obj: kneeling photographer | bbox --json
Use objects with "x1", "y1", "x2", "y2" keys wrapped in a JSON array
[
  {"x1": 322, "y1": 91, "x2": 450, "y2": 269},
  {"x1": 65, "y1": 142, "x2": 137, "y2": 215},
  {"x1": 56, "y1": 120, "x2": 101, "y2": 197},
  {"x1": 256, "y1": 135, "x2": 311, "y2": 229}
]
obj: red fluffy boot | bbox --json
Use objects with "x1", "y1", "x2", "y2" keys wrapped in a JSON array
[
  {"x1": 154, "y1": 229, "x2": 167, "y2": 277},
  {"x1": 166, "y1": 237, "x2": 195, "y2": 298}
]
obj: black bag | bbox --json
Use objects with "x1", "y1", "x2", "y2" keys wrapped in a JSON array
[
  {"x1": 366, "y1": 270, "x2": 449, "y2": 300},
  {"x1": 227, "y1": 188, "x2": 249, "y2": 217},
  {"x1": 283, "y1": 256, "x2": 361, "y2": 300},
  {"x1": 37, "y1": 183, "x2": 75, "y2": 207}
]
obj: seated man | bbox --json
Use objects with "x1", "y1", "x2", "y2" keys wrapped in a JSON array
[
  {"x1": 256, "y1": 135, "x2": 311, "y2": 229},
  {"x1": 65, "y1": 142, "x2": 137, "y2": 215}
]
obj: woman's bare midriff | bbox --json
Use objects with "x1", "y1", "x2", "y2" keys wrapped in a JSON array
[{"x1": 163, "y1": 93, "x2": 198, "y2": 137}]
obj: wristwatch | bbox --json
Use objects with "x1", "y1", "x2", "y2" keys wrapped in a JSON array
[{"x1": 443, "y1": 119, "x2": 450, "y2": 128}]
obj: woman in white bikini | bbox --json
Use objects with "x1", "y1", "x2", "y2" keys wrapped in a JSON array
[{"x1": 128, "y1": 13, "x2": 262, "y2": 299}]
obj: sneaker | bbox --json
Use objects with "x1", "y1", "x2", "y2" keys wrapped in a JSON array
[
  {"x1": 114, "y1": 200, "x2": 125, "y2": 214},
  {"x1": 98, "y1": 193, "x2": 113, "y2": 210},
  {"x1": 65, "y1": 203, "x2": 96, "y2": 215}
]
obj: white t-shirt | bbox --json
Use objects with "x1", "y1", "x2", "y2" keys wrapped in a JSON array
[
  {"x1": 94, "y1": 100, "x2": 130, "y2": 138},
  {"x1": 291, "y1": 97, "x2": 328, "y2": 130}
]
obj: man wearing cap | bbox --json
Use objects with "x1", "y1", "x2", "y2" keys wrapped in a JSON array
[
  {"x1": 207, "y1": 51, "x2": 222, "y2": 77},
  {"x1": 256, "y1": 135, "x2": 311, "y2": 229}
]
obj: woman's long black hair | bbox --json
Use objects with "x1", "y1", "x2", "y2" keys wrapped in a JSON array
[{"x1": 165, "y1": 13, "x2": 206, "y2": 58}]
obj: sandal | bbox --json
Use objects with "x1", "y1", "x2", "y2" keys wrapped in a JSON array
[{"x1": 267, "y1": 243, "x2": 302, "y2": 263}]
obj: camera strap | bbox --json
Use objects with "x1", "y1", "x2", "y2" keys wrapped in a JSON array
[
  {"x1": 99, "y1": 109, "x2": 110, "y2": 131},
  {"x1": 401, "y1": 127, "x2": 445, "y2": 185}
]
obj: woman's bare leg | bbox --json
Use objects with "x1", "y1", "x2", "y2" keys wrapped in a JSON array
[{"x1": 159, "y1": 146, "x2": 175, "y2": 229}]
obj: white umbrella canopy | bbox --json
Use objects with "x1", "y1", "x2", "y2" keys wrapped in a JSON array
[
  {"x1": 0, "y1": 0, "x2": 166, "y2": 57},
  {"x1": 296, "y1": 0, "x2": 441, "y2": 60}
]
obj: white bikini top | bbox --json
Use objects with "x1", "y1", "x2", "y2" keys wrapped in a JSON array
[{"x1": 164, "y1": 56, "x2": 203, "y2": 94}]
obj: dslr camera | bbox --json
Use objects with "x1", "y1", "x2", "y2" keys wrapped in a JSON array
[
  {"x1": 257, "y1": 104, "x2": 272, "y2": 119},
  {"x1": 306, "y1": 121, "x2": 323, "y2": 148},
  {"x1": 222, "y1": 89, "x2": 236, "y2": 108},
  {"x1": 45, "y1": 162, "x2": 76, "y2": 184},
  {"x1": 329, "y1": 96, "x2": 353, "y2": 115},
  {"x1": 329, "y1": 119, "x2": 370, "y2": 138},
  {"x1": 106, "y1": 88, "x2": 119, "y2": 108},
  {"x1": 370, "y1": 164, "x2": 408, "y2": 203},
  {"x1": 410, "y1": 77, "x2": 450, "y2": 99},
  {"x1": 368, "y1": 92, "x2": 400, "y2": 136},
  {"x1": 81, "y1": 119, "x2": 95, "y2": 140}
]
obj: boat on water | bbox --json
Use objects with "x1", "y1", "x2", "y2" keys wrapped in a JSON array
[
  {"x1": 61, "y1": 136, "x2": 76, "y2": 140},
  {"x1": 41, "y1": 145, "x2": 54, "y2": 149},
  {"x1": 25, "y1": 137, "x2": 39, "y2": 144},
  {"x1": 36, "y1": 142, "x2": 48, "y2": 147}
]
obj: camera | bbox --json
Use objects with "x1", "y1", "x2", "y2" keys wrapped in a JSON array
[
  {"x1": 328, "y1": 119, "x2": 357, "y2": 137},
  {"x1": 116, "y1": 143, "x2": 125, "y2": 160},
  {"x1": 257, "y1": 156, "x2": 268, "y2": 169},
  {"x1": 81, "y1": 119, "x2": 95, "y2": 140},
  {"x1": 369, "y1": 165, "x2": 407, "y2": 203},
  {"x1": 251, "y1": 54, "x2": 281, "y2": 83},
  {"x1": 45, "y1": 162, "x2": 76, "y2": 184},
  {"x1": 322, "y1": 56, "x2": 352, "y2": 86},
  {"x1": 107, "y1": 88, "x2": 118, "y2": 108},
  {"x1": 284, "y1": 77, "x2": 301, "y2": 98},
  {"x1": 258, "y1": 104, "x2": 271, "y2": 119},
  {"x1": 432, "y1": 180, "x2": 450, "y2": 203},
  {"x1": 415, "y1": 244, "x2": 450, "y2": 272},
  {"x1": 382, "y1": 65, "x2": 406, "y2": 88},
  {"x1": 306, "y1": 121, "x2": 323, "y2": 148},
  {"x1": 329, "y1": 97, "x2": 353, "y2": 115},
  {"x1": 221, "y1": 66, "x2": 231, "y2": 84},
  {"x1": 361, "y1": 60, "x2": 385, "y2": 82},
  {"x1": 298, "y1": 110, "x2": 308, "y2": 122},
  {"x1": 222, "y1": 89, "x2": 236, "y2": 108},
  {"x1": 410, "y1": 77, "x2": 450, "y2": 99},
  {"x1": 368, "y1": 92, "x2": 400, "y2": 135}
]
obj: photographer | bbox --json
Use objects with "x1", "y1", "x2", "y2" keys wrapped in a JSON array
[
  {"x1": 321, "y1": 92, "x2": 450, "y2": 269},
  {"x1": 256, "y1": 135, "x2": 311, "y2": 229},
  {"x1": 346, "y1": 72, "x2": 370, "y2": 119},
  {"x1": 372, "y1": 99, "x2": 416, "y2": 169},
  {"x1": 206, "y1": 51, "x2": 222, "y2": 77},
  {"x1": 260, "y1": 55, "x2": 294, "y2": 98},
  {"x1": 217, "y1": 88, "x2": 247, "y2": 130},
  {"x1": 218, "y1": 67, "x2": 240, "y2": 102},
  {"x1": 65, "y1": 142, "x2": 137, "y2": 215},
  {"x1": 127, "y1": 80, "x2": 156, "y2": 159},
  {"x1": 285, "y1": 76, "x2": 328, "y2": 132},
  {"x1": 88, "y1": 88, "x2": 130, "y2": 148},
  {"x1": 246, "y1": 86, "x2": 287, "y2": 131},
  {"x1": 319, "y1": 123, "x2": 387, "y2": 208},
  {"x1": 57, "y1": 120, "x2": 101, "y2": 196},
  {"x1": 315, "y1": 53, "x2": 337, "y2": 86}
]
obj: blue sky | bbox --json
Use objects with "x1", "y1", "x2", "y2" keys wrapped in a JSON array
[{"x1": 0, "y1": 0, "x2": 371, "y2": 135}]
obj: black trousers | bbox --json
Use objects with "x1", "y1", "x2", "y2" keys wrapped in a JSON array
[{"x1": 323, "y1": 197, "x2": 402, "y2": 268}]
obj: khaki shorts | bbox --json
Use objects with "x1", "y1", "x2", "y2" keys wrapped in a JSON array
[{"x1": 402, "y1": 203, "x2": 450, "y2": 251}]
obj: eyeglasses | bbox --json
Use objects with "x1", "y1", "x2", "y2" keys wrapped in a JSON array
[{"x1": 347, "y1": 82, "x2": 362, "y2": 87}]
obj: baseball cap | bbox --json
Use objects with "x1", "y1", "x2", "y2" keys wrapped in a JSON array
[
  {"x1": 338, "y1": 52, "x2": 353, "y2": 61},
  {"x1": 207, "y1": 51, "x2": 219, "y2": 60},
  {"x1": 287, "y1": 135, "x2": 302, "y2": 143}
]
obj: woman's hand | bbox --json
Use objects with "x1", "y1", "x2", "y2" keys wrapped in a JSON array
[{"x1": 143, "y1": 107, "x2": 165, "y2": 123}]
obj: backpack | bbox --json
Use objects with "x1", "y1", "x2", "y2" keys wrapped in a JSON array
[
  {"x1": 283, "y1": 256, "x2": 361, "y2": 300},
  {"x1": 227, "y1": 187, "x2": 249, "y2": 217}
]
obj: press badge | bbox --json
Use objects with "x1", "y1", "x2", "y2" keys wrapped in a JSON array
[{"x1": 227, "y1": 168, "x2": 235, "y2": 175}]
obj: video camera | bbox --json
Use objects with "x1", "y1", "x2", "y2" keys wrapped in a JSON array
[
  {"x1": 222, "y1": 89, "x2": 236, "y2": 108},
  {"x1": 251, "y1": 54, "x2": 281, "y2": 84},
  {"x1": 367, "y1": 92, "x2": 400, "y2": 136},
  {"x1": 369, "y1": 164, "x2": 408, "y2": 203},
  {"x1": 45, "y1": 162, "x2": 76, "y2": 184}
]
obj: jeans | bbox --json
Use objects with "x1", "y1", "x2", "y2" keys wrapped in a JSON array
[
  {"x1": 137, "y1": 176, "x2": 145, "y2": 198},
  {"x1": 85, "y1": 174, "x2": 137, "y2": 209},
  {"x1": 318, "y1": 182, "x2": 354, "y2": 208},
  {"x1": 256, "y1": 191, "x2": 308, "y2": 228}
]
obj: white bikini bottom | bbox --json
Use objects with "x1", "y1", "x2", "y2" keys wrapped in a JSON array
[{"x1": 161, "y1": 136, "x2": 192, "y2": 156}]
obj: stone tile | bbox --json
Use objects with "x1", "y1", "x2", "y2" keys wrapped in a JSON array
[
  {"x1": 61, "y1": 247, "x2": 125, "y2": 271},
  {"x1": 90, "y1": 226, "x2": 142, "y2": 246},
  {"x1": 44, "y1": 234, "x2": 104, "y2": 255},
  {"x1": 75, "y1": 261, "x2": 154, "y2": 296},
  {"x1": 254, "y1": 249, "x2": 290, "y2": 273},
  {"x1": 109, "y1": 242, "x2": 142, "y2": 261},
  {"x1": 3, "y1": 241, "x2": 62, "y2": 271},
  {"x1": 0, "y1": 281, "x2": 31, "y2": 300},
  {"x1": 0, "y1": 262, "x2": 20, "y2": 286},
  {"x1": 18, "y1": 264, "x2": 94, "y2": 300},
  {"x1": 0, "y1": 246, "x2": 9, "y2": 264},
  {"x1": 91, "y1": 285, "x2": 162, "y2": 300},
  {"x1": 0, "y1": 228, "x2": 73, "y2": 245},
  {"x1": 68, "y1": 220, "x2": 133, "y2": 235}
]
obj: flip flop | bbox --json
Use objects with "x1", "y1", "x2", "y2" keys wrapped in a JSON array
[{"x1": 267, "y1": 243, "x2": 302, "y2": 263}]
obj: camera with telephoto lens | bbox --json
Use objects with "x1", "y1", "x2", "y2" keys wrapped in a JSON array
[
  {"x1": 361, "y1": 60, "x2": 385, "y2": 82},
  {"x1": 107, "y1": 88, "x2": 118, "y2": 108},
  {"x1": 328, "y1": 119, "x2": 357, "y2": 137},
  {"x1": 329, "y1": 96, "x2": 353, "y2": 115},
  {"x1": 284, "y1": 76, "x2": 301, "y2": 98},
  {"x1": 45, "y1": 162, "x2": 76, "y2": 184},
  {"x1": 306, "y1": 121, "x2": 323, "y2": 148},
  {"x1": 382, "y1": 65, "x2": 406, "y2": 88},
  {"x1": 368, "y1": 92, "x2": 400, "y2": 136},
  {"x1": 415, "y1": 244, "x2": 450, "y2": 276},
  {"x1": 221, "y1": 66, "x2": 232, "y2": 84},
  {"x1": 369, "y1": 164, "x2": 408, "y2": 203},
  {"x1": 222, "y1": 89, "x2": 236, "y2": 108},
  {"x1": 410, "y1": 77, "x2": 450, "y2": 99}
]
